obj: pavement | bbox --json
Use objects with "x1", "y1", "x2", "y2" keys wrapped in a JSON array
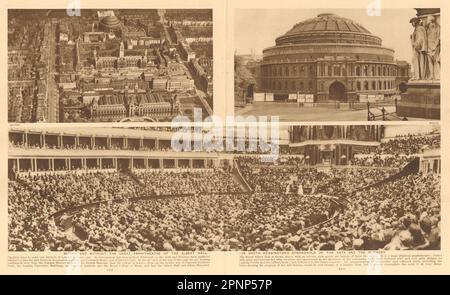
[{"x1": 234, "y1": 102, "x2": 434, "y2": 122}]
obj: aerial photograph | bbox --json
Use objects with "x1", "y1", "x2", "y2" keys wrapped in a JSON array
[{"x1": 8, "y1": 9, "x2": 213, "y2": 122}]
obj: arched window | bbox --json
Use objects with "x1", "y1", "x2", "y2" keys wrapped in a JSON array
[
  {"x1": 378, "y1": 81, "x2": 382, "y2": 90},
  {"x1": 278, "y1": 81, "x2": 282, "y2": 90},
  {"x1": 356, "y1": 66, "x2": 361, "y2": 76},
  {"x1": 363, "y1": 66, "x2": 368, "y2": 76},
  {"x1": 328, "y1": 66, "x2": 332, "y2": 76},
  {"x1": 285, "y1": 67, "x2": 289, "y2": 76},
  {"x1": 364, "y1": 81, "x2": 369, "y2": 90},
  {"x1": 371, "y1": 66, "x2": 375, "y2": 76},
  {"x1": 377, "y1": 66, "x2": 381, "y2": 76},
  {"x1": 383, "y1": 67, "x2": 386, "y2": 76},
  {"x1": 372, "y1": 81, "x2": 376, "y2": 90},
  {"x1": 383, "y1": 81, "x2": 387, "y2": 89},
  {"x1": 357, "y1": 81, "x2": 361, "y2": 90},
  {"x1": 308, "y1": 81, "x2": 313, "y2": 90}
]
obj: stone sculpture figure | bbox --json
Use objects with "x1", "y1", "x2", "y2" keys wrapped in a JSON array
[
  {"x1": 426, "y1": 15, "x2": 440, "y2": 80},
  {"x1": 410, "y1": 17, "x2": 427, "y2": 80}
]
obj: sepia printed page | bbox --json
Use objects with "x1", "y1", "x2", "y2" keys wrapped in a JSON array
[{"x1": 0, "y1": 0, "x2": 449, "y2": 275}]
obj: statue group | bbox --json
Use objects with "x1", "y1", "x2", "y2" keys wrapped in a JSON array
[{"x1": 410, "y1": 15, "x2": 440, "y2": 81}]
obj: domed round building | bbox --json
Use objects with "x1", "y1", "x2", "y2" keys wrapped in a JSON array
[
  {"x1": 260, "y1": 13, "x2": 410, "y2": 102},
  {"x1": 99, "y1": 15, "x2": 122, "y2": 31}
]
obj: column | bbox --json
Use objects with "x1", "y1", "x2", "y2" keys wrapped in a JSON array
[
  {"x1": 107, "y1": 136, "x2": 111, "y2": 149},
  {"x1": 16, "y1": 159, "x2": 20, "y2": 173},
  {"x1": 75, "y1": 135, "x2": 79, "y2": 147},
  {"x1": 145, "y1": 158, "x2": 148, "y2": 169},
  {"x1": 347, "y1": 146, "x2": 350, "y2": 164},
  {"x1": 336, "y1": 145, "x2": 340, "y2": 165},
  {"x1": 91, "y1": 136, "x2": 95, "y2": 149},
  {"x1": 175, "y1": 159, "x2": 178, "y2": 168},
  {"x1": 140, "y1": 137, "x2": 144, "y2": 149},
  {"x1": 189, "y1": 159, "x2": 193, "y2": 168},
  {"x1": 155, "y1": 139, "x2": 159, "y2": 150},
  {"x1": 99, "y1": 158, "x2": 102, "y2": 169},
  {"x1": 159, "y1": 159, "x2": 163, "y2": 170}
]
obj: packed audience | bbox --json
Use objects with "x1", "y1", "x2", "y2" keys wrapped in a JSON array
[
  {"x1": 8, "y1": 134, "x2": 440, "y2": 251},
  {"x1": 350, "y1": 154, "x2": 414, "y2": 168},
  {"x1": 8, "y1": 169, "x2": 240, "y2": 251},
  {"x1": 65, "y1": 193, "x2": 333, "y2": 251},
  {"x1": 8, "y1": 172, "x2": 143, "y2": 251},
  {"x1": 134, "y1": 169, "x2": 241, "y2": 195},
  {"x1": 237, "y1": 156, "x2": 397, "y2": 195},
  {"x1": 360, "y1": 134, "x2": 440, "y2": 155},
  {"x1": 285, "y1": 173, "x2": 440, "y2": 251}
]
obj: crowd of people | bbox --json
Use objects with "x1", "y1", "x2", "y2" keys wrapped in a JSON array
[
  {"x1": 134, "y1": 169, "x2": 242, "y2": 195},
  {"x1": 9, "y1": 140, "x2": 174, "y2": 152},
  {"x1": 237, "y1": 156, "x2": 397, "y2": 196},
  {"x1": 8, "y1": 169, "x2": 241, "y2": 251},
  {"x1": 350, "y1": 154, "x2": 414, "y2": 168},
  {"x1": 8, "y1": 138, "x2": 440, "y2": 251},
  {"x1": 291, "y1": 173, "x2": 441, "y2": 250},
  {"x1": 346, "y1": 134, "x2": 440, "y2": 168},
  {"x1": 8, "y1": 171, "x2": 143, "y2": 251},
  {"x1": 10, "y1": 167, "x2": 439, "y2": 251},
  {"x1": 360, "y1": 134, "x2": 440, "y2": 155},
  {"x1": 64, "y1": 193, "x2": 333, "y2": 251}
]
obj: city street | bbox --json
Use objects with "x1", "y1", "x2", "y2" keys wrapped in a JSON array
[
  {"x1": 235, "y1": 102, "x2": 432, "y2": 121},
  {"x1": 45, "y1": 20, "x2": 58, "y2": 122}
]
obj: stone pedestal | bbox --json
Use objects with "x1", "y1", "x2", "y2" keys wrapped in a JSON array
[{"x1": 397, "y1": 81, "x2": 440, "y2": 119}]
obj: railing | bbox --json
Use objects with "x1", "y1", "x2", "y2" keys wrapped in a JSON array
[{"x1": 367, "y1": 99, "x2": 406, "y2": 121}]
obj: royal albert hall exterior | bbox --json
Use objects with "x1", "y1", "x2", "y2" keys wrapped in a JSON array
[{"x1": 260, "y1": 13, "x2": 410, "y2": 102}]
